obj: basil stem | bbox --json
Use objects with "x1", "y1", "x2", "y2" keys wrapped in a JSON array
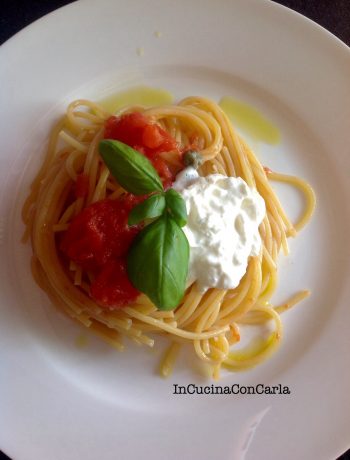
[{"x1": 165, "y1": 189, "x2": 187, "y2": 227}]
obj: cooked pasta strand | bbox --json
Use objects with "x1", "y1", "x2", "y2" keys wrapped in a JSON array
[{"x1": 22, "y1": 96, "x2": 315, "y2": 378}]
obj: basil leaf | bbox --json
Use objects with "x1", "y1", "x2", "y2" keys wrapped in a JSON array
[
  {"x1": 128, "y1": 193, "x2": 166, "y2": 226},
  {"x1": 165, "y1": 189, "x2": 187, "y2": 227},
  {"x1": 127, "y1": 215, "x2": 189, "y2": 310},
  {"x1": 99, "y1": 140, "x2": 163, "y2": 195}
]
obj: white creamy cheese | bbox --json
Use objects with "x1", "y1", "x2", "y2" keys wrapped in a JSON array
[{"x1": 173, "y1": 167, "x2": 266, "y2": 292}]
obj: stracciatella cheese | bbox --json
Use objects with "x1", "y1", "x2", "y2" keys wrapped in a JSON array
[{"x1": 173, "y1": 167, "x2": 266, "y2": 292}]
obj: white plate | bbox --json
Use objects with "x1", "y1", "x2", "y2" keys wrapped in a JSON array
[{"x1": 1, "y1": 1, "x2": 350, "y2": 459}]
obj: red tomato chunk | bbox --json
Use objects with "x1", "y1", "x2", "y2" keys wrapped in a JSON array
[
  {"x1": 60, "y1": 195, "x2": 143, "y2": 308},
  {"x1": 90, "y1": 259, "x2": 139, "y2": 307},
  {"x1": 104, "y1": 112, "x2": 180, "y2": 187}
]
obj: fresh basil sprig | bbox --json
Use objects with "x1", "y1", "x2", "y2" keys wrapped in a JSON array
[
  {"x1": 98, "y1": 139, "x2": 189, "y2": 310},
  {"x1": 128, "y1": 193, "x2": 166, "y2": 226}
]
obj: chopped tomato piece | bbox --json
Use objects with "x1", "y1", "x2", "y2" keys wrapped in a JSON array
[
  {"x1": 154, "y1": 127, "x2": 178, "y2": 153},
  {"x1": 60, "y1": 196, "x2": 142, "y2": 270},
  {"x1": 142, "y1": 124, "x2": 164, "y2": 149},
  {"x1": 152, "y1": 157, "x2": 173, "y2": 187},
  {"x1": 90, "y1": 259, "x2": 139, "y2": 307},
  {"x1": 104, "y1": 112, "x2": 148, "y2": 146}
]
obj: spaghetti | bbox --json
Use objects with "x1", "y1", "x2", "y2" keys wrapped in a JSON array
[{"x1": 22, "y1": 96, "x2": 315, "y2": 378}]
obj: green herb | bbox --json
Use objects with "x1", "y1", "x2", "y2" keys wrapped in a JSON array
[
  {"x1": 127, "y1": 214, "x2": 189, "y2": 310},
  {"x1": 128, "y1": 193, "x2": 166, "y2": 226},
  {"x1": 99, "y1": 139, "x2": 190, "y2": 311},
  {"x1": 99, "y1": 140, "x2": 163, "y2": 195},
  {"x1": 165, "y1": 189, "x2": 187, "y2": 227}
]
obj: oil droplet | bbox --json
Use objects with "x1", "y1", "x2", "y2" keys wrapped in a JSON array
[
  {"x1": 219, "y1": 96, "x2": 281, "y2": 145},
  {"x1": 75, "y1": 333, "x2": 88, "y2": 349},
  {"x1": 99, "y1": 86, "x2": 174, "y2": 114},
  {"x1": 136, "y1": 47, "x2": 144, "y2": 57}
]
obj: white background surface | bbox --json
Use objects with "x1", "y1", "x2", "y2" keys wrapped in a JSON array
[{"x1": 0, "y1": 0, "x2": 350, "y2": 459}]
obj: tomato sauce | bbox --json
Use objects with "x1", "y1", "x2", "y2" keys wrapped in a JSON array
[
  {"x1": 60, "y1": 195, "x2": 143, "y2": 307},
  {"x1": 75, "y1": 173, "x2": 89, "y2": 198},
  {"x1": 90, "y1": 258, "x2": 139, "y2": 308},
  {"x1": 61, "y1": 111, "x2": 182, "y2": 308}
]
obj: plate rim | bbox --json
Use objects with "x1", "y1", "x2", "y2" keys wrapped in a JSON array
[{"x1": 1, "y1": 1, "x2": 350, "y2": 460}]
